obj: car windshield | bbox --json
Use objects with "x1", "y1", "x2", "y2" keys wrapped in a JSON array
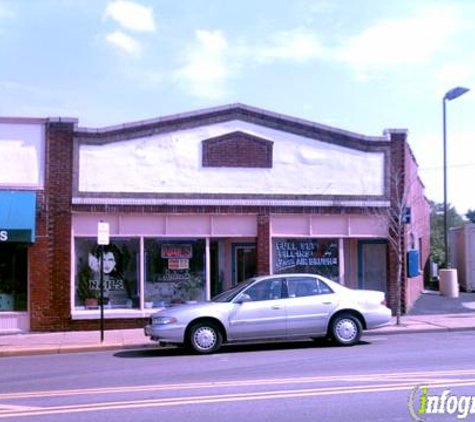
[{"x1": 212, "y1": 278, "x2": 256, "y2": 302}]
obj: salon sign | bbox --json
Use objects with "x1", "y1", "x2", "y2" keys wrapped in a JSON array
[
  {"x1": 168, "y1": 259, "x2": 190, "y2": 270},
  {"x1": 0, "y1": 229, "x2": 32, "y2": 242},
  {"x1": 161, "y1": 244, "x2": 193, "y2": 259}
]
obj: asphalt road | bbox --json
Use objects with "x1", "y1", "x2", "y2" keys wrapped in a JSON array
[{"x1": 1, "y1": 331, "x2": 475, "y2": 421}]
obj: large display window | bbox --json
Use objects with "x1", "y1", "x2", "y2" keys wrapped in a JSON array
[
  {"x1": 0, "y1": 243, "x2": 28, "y2": 311},
  {"x1": 74, "y1": 238, "x2": 140, "y2": 309},
  {"x1": 273, "y1": 238, "x2": 339, "y2": 281},
  {"x1": 144, "y1": 238, "x2": 206, "y2": 306}
]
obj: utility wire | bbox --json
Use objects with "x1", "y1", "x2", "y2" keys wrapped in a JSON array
[{"x1": 420, "y1": 162, "x2": 475, "y2": 171}]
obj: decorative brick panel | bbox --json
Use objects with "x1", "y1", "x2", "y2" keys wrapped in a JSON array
[{"x1": 202, "y1": 131, "x2": 273, "y2": 168}]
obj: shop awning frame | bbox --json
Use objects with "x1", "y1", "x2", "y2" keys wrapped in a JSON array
[{"x1": 0, "y1": 191, "x2": 36, "y2": 243}]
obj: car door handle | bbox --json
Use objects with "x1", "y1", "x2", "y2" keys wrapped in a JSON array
[
  {"x1": 271, "y1": 305, "x2": 282, "y2": 310},
  {"x1": 322, "y1": 301, "x2": 333, "y2": 305}
]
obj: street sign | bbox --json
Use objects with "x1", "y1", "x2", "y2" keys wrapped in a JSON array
[
  {"x1": 403, "y1": 207, "x2": 411, "y2": 225},
  {"x1": 97, "y1": 220, "x2": 110, "y2": 343},
  {"x1": 97, "y1": 221, "x2": 110, "y2": 245}
]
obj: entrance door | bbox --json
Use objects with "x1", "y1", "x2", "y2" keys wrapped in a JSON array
[
  {"x1": 358, "y1": 240, "x2": 388, "y2": 293},
  {"x1": 232, "y1": 243, "x2": 257, "y2": 286}
]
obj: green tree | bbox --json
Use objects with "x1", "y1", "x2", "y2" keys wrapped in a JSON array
[
  {"x1": 466, "y1": 209, "x2": 475, "y2": 223},
  {"x1": 430, "y1": 201, "x2": 464, "y2": 268}
]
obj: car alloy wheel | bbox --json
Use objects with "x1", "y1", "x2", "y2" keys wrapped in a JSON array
[
  {"x1": 330, "y1": 314, "x2": 362, "y2": 346},
  {"x1": 189, "y1": 322, "x2": 223, "y2": 354}
]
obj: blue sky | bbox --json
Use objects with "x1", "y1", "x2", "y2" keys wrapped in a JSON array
[{"x1": 1, "y1": 0, "x2": 474, "y2": 215}]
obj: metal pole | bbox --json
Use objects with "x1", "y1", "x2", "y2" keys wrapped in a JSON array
[
  {"x1": 100, "y1": 245, "x2": 105, "y2": 342},
  {"x1": 442, "y1": 97, "x2": 449, "y2": 269}
]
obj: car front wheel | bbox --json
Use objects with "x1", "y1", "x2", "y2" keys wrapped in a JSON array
[
  {"x1": 330, "y1": 314, "x2": 362, "y2": 346},
  {"x1": 188, "y1": 322, "x2": 223, "y2": 354}
]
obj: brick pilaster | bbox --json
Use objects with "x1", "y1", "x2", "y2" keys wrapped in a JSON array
[
  {"x1": 257, "y1": 211, "x2": 271, "y2": 275},
  {"x1": 387, "y1": 130, "x2": 408, "y2": 314},
  {"x1": 29, "y1": 120, "x2": 75, "y2": 331}
]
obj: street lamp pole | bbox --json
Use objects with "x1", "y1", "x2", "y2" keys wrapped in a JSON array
[{"x1": 442, "y1": 86, "x2": 469, "y2": 268}]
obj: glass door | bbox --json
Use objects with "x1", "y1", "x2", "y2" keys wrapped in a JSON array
[
  {"x1": 358, "y1": 240, "x2": 388, "y2": 293},
  {"x1": 232, "y1": 243, "x2": 257, "y2": 286}
]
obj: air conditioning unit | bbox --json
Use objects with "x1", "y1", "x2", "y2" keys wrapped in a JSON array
[{"x1": 450, "y1": 224, "x2": 475, "y2": 292}]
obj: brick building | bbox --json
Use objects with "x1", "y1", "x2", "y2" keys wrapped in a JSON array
[{"x1": 0, "y1": 104, "x2": 430, "y2": 333}]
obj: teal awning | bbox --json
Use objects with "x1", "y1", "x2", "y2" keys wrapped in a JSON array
[{"x1": 0, "y1": 191, "x2": 36, "y2": 243}]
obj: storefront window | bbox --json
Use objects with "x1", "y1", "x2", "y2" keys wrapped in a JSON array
[
  {"x1": 273, "y1": 238, "x2": 339, "y2": 281},
  {"x1": 145, "y1": 239, "x2": 206, "y2": 306},
  {"x1": 0, "y1": 243, "x2": 28, "y2": 311},
  {"x1": 74, "y1": 238, "x2": 139, "y2": 309}
]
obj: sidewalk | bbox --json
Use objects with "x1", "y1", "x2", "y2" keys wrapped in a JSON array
[
  {"x1": 1, "y1": 290, "x2": 474, "y2": 357},
  {"x1": 0, "y1": 328, "x2": 157, "y2": 357}
]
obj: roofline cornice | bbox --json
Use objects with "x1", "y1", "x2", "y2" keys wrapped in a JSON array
[{"x1": 75, "y1": 103, "x2": 391, "y2": 144}]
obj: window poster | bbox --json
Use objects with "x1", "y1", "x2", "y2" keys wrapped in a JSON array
[
  {"x1": 273, "y1": 238, "x2": 339, "y2": 281},
  {"x1": 145, "y1": 239, "x2": 205, "y2": 305},
  {"x1": 75, "y1": 238, "x2": 139, "y2": 309}
]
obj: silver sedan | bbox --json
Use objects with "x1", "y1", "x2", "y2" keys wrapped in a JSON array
[{"x1": 144, "y1": 273, "x2": 391, "y2": 354}]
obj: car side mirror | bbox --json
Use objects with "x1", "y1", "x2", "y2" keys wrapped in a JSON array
[{"x1": 236, "y1": 293, "x2": 252, "y2": 303}]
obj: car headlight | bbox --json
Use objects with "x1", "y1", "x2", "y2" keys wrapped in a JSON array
[{"x1": 152, "y1": 316, "x2": 177, "y2": 325}]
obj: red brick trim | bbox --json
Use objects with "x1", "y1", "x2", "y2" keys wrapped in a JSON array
[{"x1": 202, "y1": 131, "x2": 273, "y2": 168}]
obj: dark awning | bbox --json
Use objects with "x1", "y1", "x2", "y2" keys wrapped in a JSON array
[{"x1": 0, "y1": 191, "x2": 36, "y2": 243}]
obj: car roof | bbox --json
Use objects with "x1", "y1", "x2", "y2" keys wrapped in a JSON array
[{"x1": 253, "y1": 273, "x2": 347, "y2": 291}]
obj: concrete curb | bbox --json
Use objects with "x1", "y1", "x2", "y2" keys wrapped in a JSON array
[
  {"x1": 368, "y1": 325, "x2": 475, "y2": 336},
  {"x1": 0, "y1": 342, "x2": 158, "y2": 358},
  {"x1": 2, "y1": 325, "x2": 475, "y2": 357}
]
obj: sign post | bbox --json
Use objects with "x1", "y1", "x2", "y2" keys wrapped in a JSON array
[{"x1": 97, "y1": 221, "x2": 110, "y2": 343}]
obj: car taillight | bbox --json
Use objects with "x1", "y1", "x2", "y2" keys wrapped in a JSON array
[{"x1": 381, "y1": 299, "x2": 387, "y2": 306}]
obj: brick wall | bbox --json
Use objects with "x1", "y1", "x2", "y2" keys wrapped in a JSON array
[
  {"x1": 28, "y1": 190, "x2": 53, "y2": 329},
  {"x1": 29, "y1": 121, "x2": 75, "y2": 331},
  {"x1": 387, "y1": 130, "x2": 430, "y2": 313},
  {"x1": 387, "y1": 132, "x2": 407, "y2": 313},
  {"x1": 257, "y1": 211, "x2": 271, "y2": 275},
  {"x1": 404, "y1": 138, "x2": 430, "y2": 310}
]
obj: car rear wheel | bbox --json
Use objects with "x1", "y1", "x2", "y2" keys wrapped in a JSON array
[
  {"x1": 188, "y1": 322, "x2": 223, "y2": 354},
  {"x1": 330, "y1": 313, "x2": 362, "y2": 346}
]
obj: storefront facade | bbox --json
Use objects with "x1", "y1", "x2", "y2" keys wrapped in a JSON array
[
  {"x1": 0, "y1": 119, "x2": 44, "y2": 333},
  {"x1": 0, "y1": 191, "x2": 36, "y2": 332},
  {"x1": 0, "y1": 105, "x2": 430, "y2": 332}
]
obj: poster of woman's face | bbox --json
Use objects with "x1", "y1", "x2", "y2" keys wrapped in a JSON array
[
  {"x1": 102, "y1": 252, "x2": 116, "y2": 274},
  {"x1": 75, "y1": 238, "x2": 140, "y2": 309},
  {"x1": 88, "y1": 245, "x2": 121, "y2": 277}
]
